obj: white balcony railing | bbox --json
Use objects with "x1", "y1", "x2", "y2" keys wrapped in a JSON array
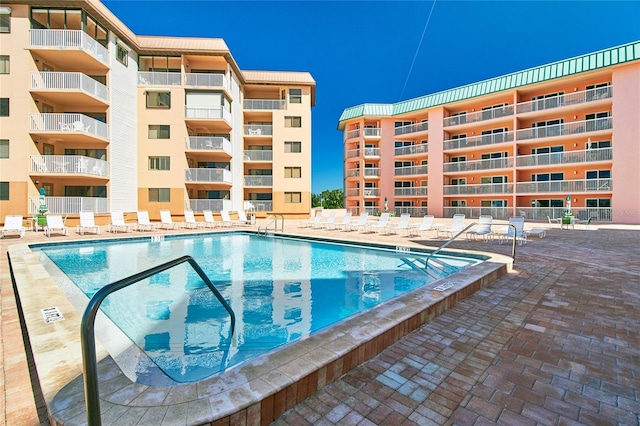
[
  {"x1": 30, "y1": 155, "x2": 109, "y2": 177},
  {"x1": 185, "y1": 107, "x2": 232, "y2": 123},
  {"x1": 363, "y1": 188, "x2": 380, "y2": 197},
  {"x1": 363, "y1": 148, "x2": 380, "y2": 157},
  {"x1": 363, "y1": 168, "x2": 380, "y2": 177},
  {"x1": 244, "y1": 200, "x2": 273, "y2": 212},
  {"x1": 394, "y1": 121, "x2": 429, "y2": 135},
  {"x1": 394, "y1": 165, "x2": 428, "y2": 176},
  {"x1": 346, "y1": 129, "x2": 361, "y2": 139},
  {"x1": 394, "y1": 186, "x2": 428, "y2": 197},
  {"x1": 185, "y1": 136, "x2": 232, "y2": 153},
  {"x1": 243, "y1": 150, "x2": 273, "y2": 161},
  {"x1": 394, "y1": 144, "x2": 428, "y2": 156},
  {"x1": 346, "y1": 169, "x2": 360, "y2": 178},
  {"x1": 516, "y1": 178, "x2": 612, "y2": 193},
  {"x1": 443, "y1": 183, "x2": 514, "y2": 195},
  {"x1": 185, "y1": 168, "x2": 232, "y2": 183},
  {"x1": 516, "y1": 87, "x2": 613, "y2": 114},
  {"x1": 443, "y1": 157, "x2": 513, "y2": 173},
  {"x1": 516, "y1": 117, "x2": 612, "y2": 140},
  {"x1": 138, "y1": 72, "x2": 181, "y2": 86},
  {"x1": 243, "y1": 99, "x2": 287, "y2": 110},
  {"x1": 444, "y1": 131, "x2": 514, "y2": 150},
  {"x1": 29, "y1": 113, "x2": 109, "y2": 139},
  {"x1": 363, "y1": 128, "x2": 381, "y2": 137},
  {"x1": 29, "y1": 29, "x2": 108, "y2": 64},
  {"x1": 517, "y1": 207, "x2": 612, "y2": 222},
  {"x1": 346, "y1": 149, "x2": 360, "y2": 159},
  {"x1": 516, "y1": 148, "x2": 613, "y2": 167},
  {"x1": 346, "y1": 188, "x2": 360, "y2": 197},
  {"x1": 443, "y1": 105, "x2": 514, "y2": 127},
  {"x1": 188, "y1": 199, "x2": 232, "y2": 213},
  {"x1": 393, "y1": 206, "x2": 429, "y2": 217},
  {"x1": 244, "y1": 176, "x2": 273, "y2": 187},
  {"x1": 184, "y1": 73, "x2": 226, "y2": 88},
  {"x1": 443, "y1": 207, "x2": 512, "y2": 220},
  {"x1": 29, "y1": 196, "x2": 109, "y2": 214},
  {"x1": 30, "y1": 72, "x2": 108, "y2": 102},
  {"x1": 244, "y1": 124, "x2": 273, "y2": 136}
]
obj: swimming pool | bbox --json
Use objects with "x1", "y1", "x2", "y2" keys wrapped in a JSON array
[{"x1": 35, "y1": 232, "x2": 480, "y2": 383}]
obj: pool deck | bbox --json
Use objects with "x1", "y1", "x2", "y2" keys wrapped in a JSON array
[{"x1": 2, "y1": 217, "x2": 640, "y2": 425}]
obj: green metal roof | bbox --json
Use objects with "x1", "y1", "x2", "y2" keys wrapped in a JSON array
[{"x1": 338, "y1": 40, "x2": 640, "y2": 127}]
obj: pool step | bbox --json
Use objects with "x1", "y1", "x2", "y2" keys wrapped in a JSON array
[{"x1": 399, "y1": 256, "x2": 460, "y2": 279}]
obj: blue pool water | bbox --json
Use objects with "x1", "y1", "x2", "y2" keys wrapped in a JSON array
[{"x1": 36, "y1": 233, "x2": 480, "y2": 382}]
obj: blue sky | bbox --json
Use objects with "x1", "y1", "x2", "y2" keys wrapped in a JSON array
[{"x1": 102, "y1": 0, "x2": 640, "y2": 193}]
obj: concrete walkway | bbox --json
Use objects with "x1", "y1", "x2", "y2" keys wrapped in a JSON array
[{"x1": 1, "y1": 219, "x2": 639, "y2": 425}]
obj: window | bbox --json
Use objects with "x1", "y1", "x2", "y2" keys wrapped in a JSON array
[
  {"x1": 284, "y1": 167, "x2": 301, "y2": 178},
  {"x1": 0, "y1": 98, "x2": 8, "y2": 116},
  {"x1": 587, "y1": 140, "x2": 611, "y2": 149},
  {"x1": 0, "y1": 182, "x2": 8, "y2": 200},
  {"x1": 149, "y1": 156, "x2": 170, "y2": 170},
  {"x1": 451, "y1": 156, "x2": 466, "y2": 162},
  {"x1": 481, "y1": 151, "x2": 509, "y2": 159},
  {"x1": 585, "y1": 112, "x2": 611, "y2": 131},
  {"x1": 116, "y1": 44, "x2": 128, "y2": 66},
  {"x1": 284, "y1": 192, "x2": 301, "y2": 203},
  {"x1": 481, "y1": 200, "x2": 508, "y2": 207},
  {"x1": 533, "y1": 199, "x2": 564, "y2": 208},
  {"x1": 0, "y1": 56, "x2": 8, "y2": 74},
  {"x1": 533, "y1": 173, "x2": 564, "y2": 181},
  {"x1": 284, "y1": 141, "x2": 301, "y2": 153},
  {"x1": 450, "y1": 178, "x2": 466, "y2": 185},
  {"x1": 451, "y1": 200, "x2": 466, "y2": 207},
  {"x1": 285, "y1": 116, "x2": 302, "y2": 128},
  {"x1": 451, "y1": 133, "x2": 467, "y2": 140},
  {"x1": 148, "y1": 125, "x2": 170, "y2": 139},
  {"x1": 146, "y1": 91, "x2": 171, "y2": 108},
  {"x1": 0, "y1": 7, "x2": 10, "y2": 33},
  {"x1": 0, "y1": 140, "x2": 7, "y2": 158},
  {"x1": 149, "y1": 188, "x2": 170, "y2": 202},
  {"x1": 481, "y1": 176, "x2": 508, "y2": 184},
  {"x1": 289, "y1": 88, "x2": 302, "y2": 103},
  {"x1": 586, "y1": 82, "x2": 611, "y2": 100}
]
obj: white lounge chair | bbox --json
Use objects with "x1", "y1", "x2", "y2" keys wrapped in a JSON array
[
  {"x1": 237, "y1": 210, "x2": 252, "y2": 226},
  {"x1": 159, "y1": 210, "x2": 179, "y2": 229},
  {"x1": 107, "y1": 211, "x2": 131, "y2": 233},
  {"x1": 331, "y1": 212, "x2": 353, "y2": 230},
  {"x1": 498, "y1": 216, "x2": 528, "y2": 246},
  {"x1": 302, "y1": 211, "x2": 323, "y2": 228},
  {"x1": 45, "y1": 215, "x2": 69, "y2": 237},
  {"x1": 136, "y1": 211, "x2": 158, "y2": 232},
  {"x1": 466, "y1": 215, "x2": 493, "y2": 242},
  {"x1": 184, "y1": 210, "x2": 204, "y2": 229},
  {"x1": 345, "y1": 212, "x2": 369, "y2": 232},
  {"x1": 220, "y1": 211, "x2": 235, "y2": 227},
  {"x1": 202, "y1": 210, "x2": 219, "y2": 228},
  {"x1": 1, "y1": 215, "x2": 26, "y2": 239},
  {"x1": 437, "y1": 214, "x2": 466, "y2": 239},
  {"x1": 408, "y1": 215, "x2": 440, "y2": 237},
  {"x1": 365, "y1": 213, "x2": 390, "y2": 233},
  {"x1": 316, "y1": 211, "x2": 337, "y2": 229},
  {"x1": 386, "y1": 213, "x2": 411, "y2": 235},
  {"x1": 76, "y1": 210, "x2": 101, "y2": 235}
]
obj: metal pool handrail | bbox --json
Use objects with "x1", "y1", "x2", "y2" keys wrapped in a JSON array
[
  {"x1": 80, "y1": 255, "x2": 236, "y2": 426},
  {"x1": 425, "y1": 222, "x2": 517, "y2": 267},
  {"x1": 258, "y1": 213, "x2": 284, "y2": 235}
]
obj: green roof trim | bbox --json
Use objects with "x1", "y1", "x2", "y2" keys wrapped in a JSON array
[{"x1": 338, "y1": 40, "x2": 640, "y2": 127}]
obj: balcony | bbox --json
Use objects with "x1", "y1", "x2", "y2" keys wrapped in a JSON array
[
  {"x1": 243, "y1": 99, "x2": 287, "y2": 110},
  {"x1": 29, "y1": 29, "x2": 109, "y2": 70},
  {"x1": 443, "y1": 183, "x2": 514, "y2": 195},
  {"x1": 394, "y1": 186, "x2": 428, "y2": 197},
  {"x1": 30, "y1": 72, "x2": 108, "y2": 106},
  {"x1": 394, "y1": 165, "x2": 428, "y2": 176},
  {"x1": 363, "y1": 168, "x2": 380, "y2": 178},
  {"x1": 185, "y1": 136, "x2": 232, "y2": 155},
  {"x1": 138, "y1": 72, "x2": 182, "y2": 86},
  {"x1": 244, "y1": 200, "x2": 273, "y2": 212},
  {"x1": 346, "y1": 129, "x2": 361, "y2": 139},
  {"x1": 444, "y1": 131, "x2": 514, "y2": 151},
  {"x1": 363, "y1": 188, "x2": 380, "y2": 197},
  {"x1": 394, "y1": 144, "x2": 428, "y2": 156},
  {"x1": 363, "y1": 128, "x2": 381, "y2": 138},
  {"x1": 363, "y1": 147, "x2": 380, "y2": 157},
  {"x1": 346, "y1": 149, "x2": 360, "y2": 159},
  {"x1": 185, "y1": 107, "x2": 232, "y2": 128},
  {"x1": 244, "y1": 176, "x2": 273, "y2": 187},
  {"x1": 516, "y1": 147, "x2": 613, "y2": 167},
  {"x1": 516, "y1": 117, "x2": 612, "y2": 141},
  {"x1": 516, "y1": 178, "x2": 612, "y2": 194},
  {"x1": 184, "y1": 73, "x2": 227, "y2": 89},
  {"x1": 443, "y1": 157, "x2": 513, "y2": 173},
  {"x1": 394, "y1": 121, "x2": 429, "y2": 136},
  {"x1": 346, "y1": 169, "x2": 360, "y2": 178},
  {"x1": 443, "y1": 105, "x2": 513, "y2": 127},
  {"x1": 244, "y1": 124, "x2": 273, "y2": 136},
  {"x1": 29, "y1": 155, "x2": 109, "y2": 177},
  {"x1": 185, "y1": 168, "x2": 232, "y2": 184},
  {"x1": 188, "y1": 199, "x2": 232, "y2": 213},
  {"x1": 29, "y1": 113, "x2": 109, "y2": 142},
  {"x1": 29, "y1": 196, "x2": 109, "y2": 215},
  {"x1": 516, "y1": 87, "x2": 613, "y2": 115},
  {"x1": 346, "y1": 188, "x2": 360, "y2": 197},
  {"x1": 443, "y1": 207, "x2": 512, "y2": 220},
  {"x1": 516, "y1": 206, "x2": 612, "y2": 222},
  {"x1": 393, "y1": 206, "x2": 428, "y2": 217},
  {"x1": 243, "y1": 150, "x2": 273, "y2": 162}
]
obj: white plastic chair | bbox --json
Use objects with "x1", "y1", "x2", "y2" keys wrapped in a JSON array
[
  {"x1": 45, "y1": 215, "x2": 69, "y2": 237},
  {"x1": 159, "y1": 210, "x2": 179, "y2": 229},
  {"x1": 437, "y1": 214, "x2": 466, "y2": 239},
  {"x1": 408, "y1": 215, "x2": 440, "y2": 237},
  {"x1": 345, "y1": 212, "x2": 369, "y2": 232},
  {"x1": 466, "y1": 215, "x2": 493, "y2": 242},
  {"x1": 183, "y1": 210, "x2": 204, "y2": 229},
  {"x1": 1, "y1": 215, "x2": 25, "y2": 239},
  {"x1": 136, "y1": 211, "x2": 158, "y2": 232},
  {"x1": 107, "y1": 211, "x2": 130, "y2": 233},
  {"x1": 498, "y1": 216, "x2": 527, "y2": 246},
  {"x1": 365, "y1": 213, "x2": 390, "y2": 233},
  {"x1": 202, "y1": 210, "x2": 218, "y2": 228},
  {"x1": 77, "y1": 210, "x2": 101, "y2": 235},
  {"x1": 386, "y1": 213, "x2": 411, "y2": 235}
]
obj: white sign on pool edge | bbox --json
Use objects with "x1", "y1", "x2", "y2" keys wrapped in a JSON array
[{"x1": 41, "y1": 307, "x2": 64, "y2": 323}]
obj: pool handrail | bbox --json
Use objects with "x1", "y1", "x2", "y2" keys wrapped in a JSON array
[
  {"x1": 425, "y1": 222, "x2": 517, "y2": 267},
  {"x1": 258, "y1": 214, "x2": 284, "y2": 235},
  {"x1": 80, "y1": 255, "x2": 236, "y2": 426}
]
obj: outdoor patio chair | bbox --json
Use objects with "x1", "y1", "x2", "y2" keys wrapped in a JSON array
[
  {"x1": 135, "y1": 211, "x2": 158, "y2": 232},
  {"x1": 385, "y1": 213, "x2": 411, "y2": 235},
  {"x1": 107, "y1": 211, "x2": 131, "y2": 233},
  {"x1": 331, "y1": 212, "x2": 353, "y2": 230},
  {"x1": 202, "y1": 210, "x2": 219, "y2": 228},
  {"x1": 498, "y1": 216, "x2": 527, "y2": 246},
  {"x1": 345, "y1": 212, "x2": 369, "y2": 232},
  {"x1": 1, "y1": 215, "x2": 25, "y2": 239},
  {"x1": 437, "y1": 214, "x2": 466, "y2": 239},
  {"x1": 220, "y1": 211, "x2": 235, "y2": 227},
  {"x1": 184, "y1": 210, "x2": 205, "y2": 229},
  {"x1": 237, "y1": 210, "x2": 252, "y2": 226},
  {"x1": 408, "y1": 215, "x2": 441, "y2": 237},
  {"x1": 316, "y1": 211, "x2": 337, "y2": 229},
  {"x1": 45, "y1": 215, "x2": 70, "y2": 237},
  {"x1": 364, "y1": 212, "x2": 391, "y2": 233},
  {"x1": 76, "y1": 210, "x2": 101, "y2": 235},
  {"x1": 465, "y1": 215, "x2": 493, "y2": 242},
  {"x1": 159, "y1": 210, "x2": 179, "y2": 229},
  {"x1": 302, "y1": 211, "x2": 323, "y2": 228}
]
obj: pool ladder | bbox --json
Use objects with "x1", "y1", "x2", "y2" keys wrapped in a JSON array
[
  {"x1": 80, "y1": 255, "x2": 236, "y2": 426},
  {"x1": 258, "y1": 214, "x2": 284, "y2": 235}
]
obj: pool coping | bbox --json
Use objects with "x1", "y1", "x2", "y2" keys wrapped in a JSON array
[{"x1": 8, "y1": 232, "x2": 511, "y2": 425}]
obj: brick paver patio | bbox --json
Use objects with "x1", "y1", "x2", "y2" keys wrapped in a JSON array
[{"x1": 1, "y1": 219, "x2": 639, "y2": 425}]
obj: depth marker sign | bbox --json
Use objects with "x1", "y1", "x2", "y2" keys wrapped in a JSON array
[{"x1": 41, "y1": 307, "x2": 64, "y2": 323}]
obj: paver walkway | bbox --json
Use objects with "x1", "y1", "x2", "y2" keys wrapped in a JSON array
[{"x1": 1, "y1": 219, "x2": 639, "y2": 425}]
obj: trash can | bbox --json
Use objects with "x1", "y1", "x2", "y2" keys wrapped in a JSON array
[{"x1": 249, "y1": 213, "x2": 256, "y2": 225}]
